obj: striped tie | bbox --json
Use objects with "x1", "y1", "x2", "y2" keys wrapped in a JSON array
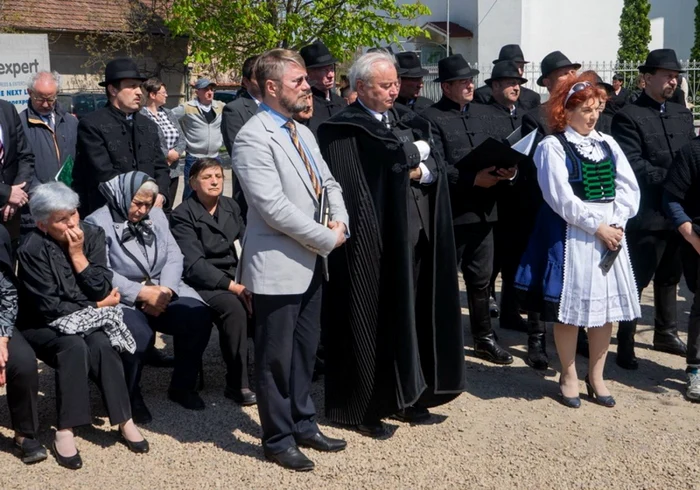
[
  {"x1": 284, "y1": 120, "x2": 321, "y2": 197},
  {"x1": 0, "y1": 139, "x2": 4, "y2": 169}
]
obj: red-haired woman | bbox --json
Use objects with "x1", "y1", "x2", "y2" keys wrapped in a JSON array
[{"x1": 515, "y1": 73, "x2": 641, "y2": 408}]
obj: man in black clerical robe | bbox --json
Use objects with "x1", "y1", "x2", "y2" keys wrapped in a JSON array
[{"x1": 317, "y1": 52, "x2": 464, "y2": 438}]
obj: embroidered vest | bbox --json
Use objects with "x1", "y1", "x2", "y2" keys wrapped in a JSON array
[{"x1": 553, "y1": 133, "x2": 616, "y2": 203}]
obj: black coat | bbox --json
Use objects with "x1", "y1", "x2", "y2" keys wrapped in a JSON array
[
  {"x1": 304, "y1": 87, "x2": 346, "y2": 135},
  {"x1": 395, "y1": 95, "x2": 434, "y2": 113},
  {"x1": 474, "y1": 85, "x2": 541, "y2": 112},
  {"x1": 0, "y1": 100, "x2": 35, "y2": 207},
  {"x1": 609, "y1": 87, "x2": 629, "y2": 114},
  {"x1": 612, "y1": 91, "x2": 695, "y2": 231},
  {"x1": 317, "y1": 102, "x2": 464, "y2": 425},
  {"x1": 16, "y1": 222, "x2": 113, "y2": 327},
  {"x1": 221, "y1": 91, "x2": 258, "y2": 215},
  {"x1": 421, "y1": 97, "x2": 497, "y2": 225},
  {"x1": 72, "y1": 105, "x2": 169, "y2": 215},
  {"x1": 170, "y1": 195, "x2": 245, "y2": 304}
]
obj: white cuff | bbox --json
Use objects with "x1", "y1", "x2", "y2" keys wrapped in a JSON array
[
  {"x1": 413, "y1": 140, "x2": 431, "y2": 162},
  {"x1": 418, "y1": 163, "x2": 434, "y2": 184}
]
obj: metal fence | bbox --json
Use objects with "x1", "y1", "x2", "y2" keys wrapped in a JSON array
[{"x1": 420, "y1": 60, "x2": 700, "y2": 118}]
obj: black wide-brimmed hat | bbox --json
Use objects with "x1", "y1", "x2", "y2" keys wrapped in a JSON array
[
  {"x1": 434, "y1": 54, "x2": 479, "y2": 83},
  {"x1": 485, "y1": 61, "x2": 528, "y2": 86},
  {"x1": 493, "y1": 44, "x2": 529, "y2": 64},
  {"x1": 300, "y1": 41, "x2": 339, "y2": 69},
  {"x1": 396, "y1": 52, "x2": 429, "y2": 78},
  {"x1": 536, "y1": 51, "x2": 581, "y2": 86},
  {"x1": 585, "y1": 71, "x2": 614, "y2": 94},
  {"x1": 99, "y1": 58, "x2": 146, "y2": 87},
  {"x1": 638, "y1": 49, "x2": 684, "y2": 73}
]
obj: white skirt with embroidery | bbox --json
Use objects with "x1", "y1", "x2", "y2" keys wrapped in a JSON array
[{"x1": 558, "y1": 202, "x2": 641, "y2": 327}]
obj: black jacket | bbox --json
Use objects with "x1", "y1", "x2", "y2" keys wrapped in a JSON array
[
  {"x1": 17, "y1": 222, "x2": 113, "y2": 327},
  {"x1": 170, "y1": 195, "x2": 245, "y2": 303},
  {"x1": 474, "y1": 85, "x2": 541, "y2": 112},
  {"x1": 609, "y1": 87, "x2": 629, "y2": 114},
  {"x1": 0, "y1": 100, "x2": 35, "y2": 207},
  {"x1": 421, "y1": 97, "x2": 496, "y2": 224},
  {"x1": 304, "y1": 87, "x2": 346, "y2": 135},
  {"x1": 72, "y1": 104, "x2": 169, "y2": 215},
  {"x1": 612, "y1": 91, "x2": 695, "y2": 231},
  {"x1": 20, "y1": 101, "x2": 78, "y2": 188},
  {"x1": 221, "y1": 90, "x2": 258, "y2": 156},
  {"x1": 395, "y1": 95, "x2": 434, "y2": 113}
]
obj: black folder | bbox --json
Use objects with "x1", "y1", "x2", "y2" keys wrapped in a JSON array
[{"x1": 456, "y1": 128, "x2": 537, "y2": 172}]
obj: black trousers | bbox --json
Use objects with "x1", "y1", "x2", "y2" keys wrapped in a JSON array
[
  {"x1": 681, "y1": 244, "x2": 700, "y2": 365},
  {"x1": 207, "y1": 292, "x2": 250, "y2": 391},
  {"x1": 254, "y1": 262, "x2": 322, "y2": 454},
  {"x1": 122, "y1": 297, "x2": 212, "y2": 396},
  {"x1": 6, "y1": 331, "x2": 39, "y2": 438},
  {"x1": 627, "y1": 230, "x2": 683, "y2": 293},
  {"x1": 21, "y1": 327, "x2": 131, "y2": 429},
  {"x1": 454, "y1": 223, "x2": 494, "y2": 291}
]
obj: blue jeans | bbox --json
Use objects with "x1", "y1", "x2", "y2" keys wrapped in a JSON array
[{"x1": 183, "y1": 155, "x2": 221, "y2": 200}]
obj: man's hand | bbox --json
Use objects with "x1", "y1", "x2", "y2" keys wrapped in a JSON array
[
  {"x1": 229, "y1": 281, "x2": 253, "y2": 316},
  {"x1": 595, "y1": 223, "x2": 624, "y2": 251},
  {"x1": 154, "y1": 194, "x2": 166, "y2": 208},
  {"x1": 0, "y1": 337, "x2": 9, "y2": 387},
  {"x1": 7, "y1": 182, "x2": 28, "y2": 207},
  {"x1": 495, "y1": 167, "x2": 517, "y2": 180},
  {"x1": 1, "y1": 203, "x2": 18, "y2": 222},
  {"x1": 679, "y1": 222, "x2": 700, "y2": 255},
  {"x1": 474, "y1": 167, "x2": 501, "y2": 188},
  {"x1": 96, "y1": 288, "x2": 121, "y2": 308},
  {"x1": 409, "y1": 166, "x2": 422, "y2": 181},
  {"x1": 167, "y1": 150, "x2": 180, "y2": 165},
  {"x1": 137, "y1": 285, "x2": 171, "y2": 316},
  {"x1": 329, "y1": 221, "x2": 347, "y2": 249}
]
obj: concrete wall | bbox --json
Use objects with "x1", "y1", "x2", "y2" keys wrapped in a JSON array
[{"x1": 475, "y1": 0, "x2": 522, "y2": 64}]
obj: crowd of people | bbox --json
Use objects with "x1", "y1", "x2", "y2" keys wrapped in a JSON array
[{"x1": 0, "y1": 39, "x2": 697, "y2": 472}]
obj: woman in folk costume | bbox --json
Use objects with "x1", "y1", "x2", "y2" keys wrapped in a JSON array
[{"x1": 515, "y1": 73, "x2": 641, "y2": 408}]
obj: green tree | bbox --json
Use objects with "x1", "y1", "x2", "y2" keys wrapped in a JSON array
[
  {"x1": 166, "y1": 0, "x2": 431, "y2": 69},
  {"x1": 691, "y1": 0, "x2": 700, "y2": 60},
  {"x1": 617, "y1": 0, "x2": 651, "y2": 63}
]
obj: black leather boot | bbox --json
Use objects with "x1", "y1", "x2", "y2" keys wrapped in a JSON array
[
  {"x1": 489, "y1": 283, "x2": 500, "y2": 319},
  {"x1": 653, "y1": 285, "x2": 687, "y2": 357},
  {"x1": 499, "y1": 282, "x2": 528, "y2": 332},
  {"x1": 526, "y1": 312, "x2": 548, "y2": 370},
  {"x1": 616, "y1": 320, "x2": 638, "y2": 370},
  {"x1": 468, "y1": 288, "x2": 513, "y2": 365}
]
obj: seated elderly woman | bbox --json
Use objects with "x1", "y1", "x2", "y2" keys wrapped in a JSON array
[
  {"x1": 86, "y1": 171, "x2": 212, "y2": 422},
  {"x1": 170, "y1": 158, "x2": 254, "y2": 405},
  {"x1": 17, "y1": 182, "x2": 148, "y2": 470}
]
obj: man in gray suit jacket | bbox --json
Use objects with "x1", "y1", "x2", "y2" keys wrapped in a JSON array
[{"x1": 232, "y1": 48, "x2": 349, "y2": 472}]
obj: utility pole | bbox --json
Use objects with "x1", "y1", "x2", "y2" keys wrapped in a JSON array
[{"x1": 446, "y1": 0, "x2": 451, "y2": 55}]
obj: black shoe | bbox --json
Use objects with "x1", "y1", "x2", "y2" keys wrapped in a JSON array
[
  {"x1": 119, "y1": 431, "x2": 150, "y2": 454},
  {"x1": 500, "y1": 314, "x2": 529, "y2": 332},
  {"x1": 131, "y1": 393, "x2": 153, "y2": 425},
  {"x1": 391, "y1": 406, "x2": 431, "y2": 423},
  {"x1": 527, "y1": 333, "x2": 549, "y2": 371},
  {"x1": 264, "y1": 446, "x2": 315, "y2": 471},
  {"x1": 584, "y1": 376, "x2": 616, "y2": 407},
  {"x1": 144, "y1": 347, "x2": 175, "y2": 368},
  {"x1": 474, "y1": 334, "x2": 513, "y2": 365},
  {"x1": 296, "y1": 432, "x2": 347, "y2": 452},
  {"x1": 14, "y1": 438, "x2": 47, "y2": 464},
  {"x1": 616, "y1": 321, "x2": 639, "y2": 370},
  {"x1": 52, "y1": 441, "x2": 82, "y2": 470},
  {"x1": 354, "y1": 421, "x2": 388, "y2": 438},
  {"x1": 489, "y1": 295, "x2": 500, "y2": 318},
  {"x1": 168, "y1": 389, "x2": 206, "y2": 411},
  {"x1": 558, "y1": 380, "x2": 581, "y2": 409},
  {"x1": 653, "y1": 330, "x2": 687, "y2": 357},
  {"x1": 224, "y1": 387, "x2": 257, "y2": 406},
  {"x1": 576, "y1": 329, "x2": 590, "y2": 358}
]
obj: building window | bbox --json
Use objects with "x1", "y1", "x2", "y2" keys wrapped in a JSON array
[{"x1": 419, "y1": 44, "x2": 450, "y2": 64}]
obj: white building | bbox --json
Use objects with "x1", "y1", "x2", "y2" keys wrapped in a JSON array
[{"x1": 397, "y1": 0, "x2": 696, "y2": 66}]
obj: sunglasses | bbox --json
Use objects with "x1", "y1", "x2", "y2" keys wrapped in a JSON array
[{"x1": 564, "y1": 81, "x2": 591, "y2": 106}]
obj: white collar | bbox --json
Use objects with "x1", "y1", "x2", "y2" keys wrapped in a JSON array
[
  {"x1": 357, "y1": 98, "x2": 387, "y2": 122},
  {"x1": 195, "y1": 99, "x2": 213, "y2": 111},
  {"x1": 564, "y1": 125, "x2": 604, "y2": 144}
]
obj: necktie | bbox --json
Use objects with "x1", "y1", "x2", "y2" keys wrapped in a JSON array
[
  {"x1": 0, "y1": 138, "x2": 4, "y2": 169},
  {"x1": 283, "y1": 121, "x2": 321, "y2": 197},
  {"x1": 381, "y1": 113, "x2": 390, "y2": 129}
]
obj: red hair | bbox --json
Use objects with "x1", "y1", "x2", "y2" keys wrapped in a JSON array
[{"x1": 546, "y1": 73, "x2": 608, "y2": 133}]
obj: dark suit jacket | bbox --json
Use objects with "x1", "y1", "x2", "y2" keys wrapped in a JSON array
[
  {"x1": 170, "y1": 195, "x2": 245, "y2": 303},
  {"x1": 474, "y1": 85, "x2": 541, "y2": 112},
  {"x1": 0, "y1": 100, "x2": 35, "y2": 207},
  {"x1": 72, "y1": 104, "x2": 169, "y2": 215},
  {"x1": 221, "y1": 91, "x2": 258, "y2": 156}
]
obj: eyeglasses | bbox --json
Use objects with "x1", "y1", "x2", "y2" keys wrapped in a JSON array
[
  {"x1": 31, "y1": 96, "x2": 57, "y2": 104},
  {"x1": 564, "y1": 81, "x2": 591, "y2": 106}
]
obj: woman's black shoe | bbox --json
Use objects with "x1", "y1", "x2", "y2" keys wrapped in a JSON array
[
  {"x1": 144, "y1": 347, "x2": 175, "y2": 368},
  {"x1": 354, "y1": 420, "x2": 388, "y2": 438},
  {"x1": 15, "y1": 438, "x2": 47, "y2": 464},
  {"x1": 584, "y1": 376, "x2": 616, "y2": 407},
  {"x1": 558, "y1": 379, "x2": 581, "y2": 408},
  {"x1": 119, "y1": 431, "x2": 150, "y2": 454},
  {"x1": 224, "y1": 387, "x2": 257, "y2": 406},
  {"x1": 52, "y1": 441, "x2": 82, "y2": 470},
  {"x1": 168, "y1": 389, "x2": 206, "y2": 410}
]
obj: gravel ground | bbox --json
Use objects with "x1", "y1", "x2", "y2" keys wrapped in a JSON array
[{"x1": 0, "y1": 177, "x2": 698, "y2": 489}]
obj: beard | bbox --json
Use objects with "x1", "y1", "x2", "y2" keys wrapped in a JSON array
[
  {"x1": 280, "y1": 91, "x2": 311, "y2": 114},
  {"x1": 662, "y1": 85, "x2": 676, "y2": 100}
]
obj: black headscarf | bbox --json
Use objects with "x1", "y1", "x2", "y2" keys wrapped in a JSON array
[{"x1": 98, "y1": 172, "x2": 157, "y2": 246}]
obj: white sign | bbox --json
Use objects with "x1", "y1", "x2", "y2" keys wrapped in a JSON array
[{"x1": 0, "y1": 34, "x2": 51, "y2": 112}]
